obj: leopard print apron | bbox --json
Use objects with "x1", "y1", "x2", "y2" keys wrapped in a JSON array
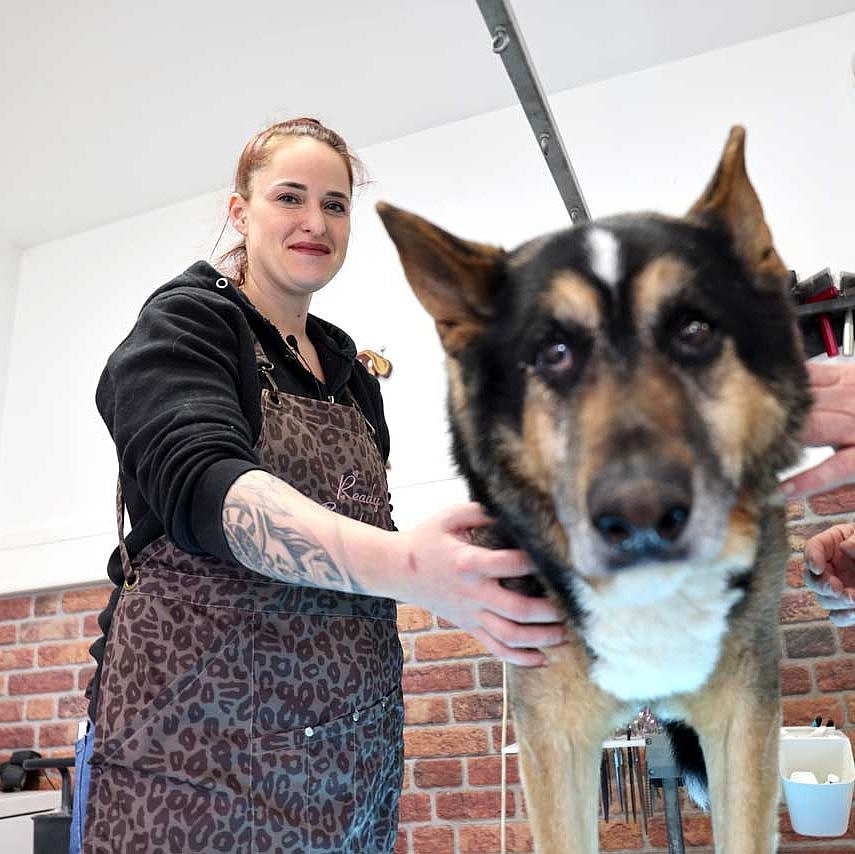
[{"x1": 84, "y1": 340, "x2": 403, "y2": 853}]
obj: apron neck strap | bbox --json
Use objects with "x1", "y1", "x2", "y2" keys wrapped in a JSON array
[{"x1": 115, "y1": 478, "x2": 135, "y2": 586}]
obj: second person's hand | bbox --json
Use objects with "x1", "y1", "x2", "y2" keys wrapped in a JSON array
[
  {"x1": 803, "y1": 521, "x2": 855, "y2": 628},
  {"x1": 781, "y1": 361, "x2": 855, "y2": 498}
]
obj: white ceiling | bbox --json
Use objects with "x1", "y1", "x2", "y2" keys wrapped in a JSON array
[{"x1": 5, "y1": 0, "x2": 855, "y2": 249}]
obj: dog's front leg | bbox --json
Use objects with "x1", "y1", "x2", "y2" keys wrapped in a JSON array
[
  {"x1": 509, "y1": 639, "x2": 624, "y2": 854},
  {"x1": 684, "y1": 659, "x2": 781, "y2": 852}
]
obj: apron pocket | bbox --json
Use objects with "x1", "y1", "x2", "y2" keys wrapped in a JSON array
[
  {"x1": 95, "y1": 618, "x2": 254, "y2": 797},
  {"x1": 252, "y1": 688, "x2": 403, "y2": 854}
]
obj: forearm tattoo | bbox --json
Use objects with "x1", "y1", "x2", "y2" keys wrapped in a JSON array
[{"x1": 223, "y1": 476, "x2": 365, "y2": 593}]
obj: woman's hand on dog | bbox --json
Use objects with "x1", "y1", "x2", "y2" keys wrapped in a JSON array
[
  {"x1": 393, "y1": 503, "x2": 569, "y2": 666},
  {"x1": 803, "y1": 522, "x2": 855, "y2": 627},
  {"x1": 781, "y1": 362, "x2": 855, "y2": 498}
]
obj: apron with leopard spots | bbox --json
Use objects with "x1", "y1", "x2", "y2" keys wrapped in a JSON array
[{"x1": 84, "y1": 339, "x2": 403, "y2": 854}]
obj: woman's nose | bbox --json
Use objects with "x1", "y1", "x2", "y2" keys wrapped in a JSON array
[{"x1": 300, "y1": 203, "x2": 326, "y2": 235}]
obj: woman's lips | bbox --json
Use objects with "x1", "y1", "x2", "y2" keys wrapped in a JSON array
[{"x1": 290, "y1": 242, "x2": 330, "y2": 255}]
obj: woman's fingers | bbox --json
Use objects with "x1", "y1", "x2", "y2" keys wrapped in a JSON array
[
  {"x1": 829, "y1": 610, "x2": 855, "y2": 628},
  {"x1": 473, "y1": 602, "x2": 571, "y2": 665},
  {"x1": 782, "y1": 447, "x2": 855, "y2": 498},
  {"x1": 812, "y1": 591, "x2": 855, "y2": 611},
  {"x1": 475, "y1": 579, "x2": 565, "y2": 624},
  {"x1": 805, "y1": 361, "x2": 844, "y2": 388},
  {"x1": 804, "y1": 524, "x2": 855, "y2": 574},
  {"x1": 460, "y1": 545, "x2": 533, "y2": 579},
  {"x1": 783, "y1": 362, "x2": 855, "y2": 497},
  {"x1": 478, "y1": 609, "x2": 568, "y2": 649},
  {"x1": 803, "y1": 567, "x2": 844, "y2": 598},
  {"x1": 440, "y1": 502, "x2": 497, "y2": 533},
  {"x1": 805, "y1": 361, "x2": 855, "y2": 399},
  {"x1": 799, "y1": 408, "x2": 855, "y2": 447},
  {"x1": 471, "y1": 628, "x2": 548, "y2": 667}
]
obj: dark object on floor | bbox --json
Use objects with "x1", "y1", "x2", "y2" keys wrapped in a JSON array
[
  {"x1": 24, "y1": 756, "x2": 74, "y2": 854},
  {"x1": 0, "y1": 749, "x2": 41, "y2": 792}
]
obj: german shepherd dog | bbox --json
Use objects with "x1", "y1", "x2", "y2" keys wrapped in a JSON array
[{"x1": 378, "y1": 128, "x2": 810, "y2": 852}]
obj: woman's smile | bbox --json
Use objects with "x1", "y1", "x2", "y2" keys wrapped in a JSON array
[{"x1": 289, "y1": 241, "x2": 331, "y2": 255}]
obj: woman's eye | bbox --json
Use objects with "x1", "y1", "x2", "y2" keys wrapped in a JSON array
[
  {"x1": 278, "y1": 193, "x2": 301, "y2": 205},
  {"x1": 325, "y1": 200, "x2": 348, "y2": 214},
  {"x1": 535, "y1": 341, "x2": 573, "y2": 375}
]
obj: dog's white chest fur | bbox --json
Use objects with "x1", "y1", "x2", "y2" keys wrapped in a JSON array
[{"x1": 577, "y1": 565, "x2": 743, "y2": 702}]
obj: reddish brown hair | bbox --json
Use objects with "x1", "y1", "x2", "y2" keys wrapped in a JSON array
[{"x1": 218, "y1": 117, "x2": 365, "y2": 286}]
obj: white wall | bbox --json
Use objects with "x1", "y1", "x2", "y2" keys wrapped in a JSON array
[
  {"x1": 2, "y1": 12, "x2": 854, "y2": 593},
  {"x1": 0, "y1": 242, "x2": 21, "y2": 443}
]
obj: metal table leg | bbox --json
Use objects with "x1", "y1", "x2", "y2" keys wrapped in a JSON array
[{"x1": 646, "y1": 734, "x2": 686, "y2": 854}]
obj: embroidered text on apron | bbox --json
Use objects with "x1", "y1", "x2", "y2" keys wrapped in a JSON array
[{"x1": 84, "y1": 339, "x2": 403, "y2": 853}]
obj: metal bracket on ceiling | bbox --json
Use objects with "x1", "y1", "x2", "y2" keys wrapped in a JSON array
[{"x1": 475, "y1": 0, "x2": 591, "y2": 224}]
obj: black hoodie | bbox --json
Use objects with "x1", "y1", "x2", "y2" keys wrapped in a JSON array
[{"x1": 87, "y1": 260, "x2": 391, "y2": 717}]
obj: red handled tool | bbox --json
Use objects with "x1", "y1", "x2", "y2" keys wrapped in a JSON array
[{"x1": 794, "y1": 269, "x2": 839, "y2": 357}]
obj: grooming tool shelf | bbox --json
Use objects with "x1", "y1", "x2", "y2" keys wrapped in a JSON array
[{"x1": 793, "y1": 294, "x2": 855, "y2": 318}]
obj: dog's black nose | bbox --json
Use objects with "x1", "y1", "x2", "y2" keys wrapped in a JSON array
[{"x1": 588, "y1": 460, "x2": 691, "y2": 562}]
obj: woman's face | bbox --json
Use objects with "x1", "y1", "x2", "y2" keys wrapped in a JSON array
[{"x1": 230, "y1": 136, "x2": 352, "y2": 299}]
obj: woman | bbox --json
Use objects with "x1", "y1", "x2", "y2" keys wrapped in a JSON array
[{"x1": 79, "y1": 118, "x2": 568, "y2": 854}]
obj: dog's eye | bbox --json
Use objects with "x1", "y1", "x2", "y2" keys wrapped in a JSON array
[
  {"x1": 678, "y1": 319, "x2": 712, "y2": 345},
  {"x1": 672, "y1": 317, "x2": 720, "y2": 358},
  {"x1": 535, "y1": 342, "x2": 573, "y2": 374}
]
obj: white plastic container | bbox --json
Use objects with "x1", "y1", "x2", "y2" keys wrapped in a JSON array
[{"x1": 779, "y1": 726, "x2": 854, "y2": 837}]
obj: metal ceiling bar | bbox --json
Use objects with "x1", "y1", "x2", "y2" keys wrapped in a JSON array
[{"x1": 475, "y1": 0, "x2": 591, "y2": 223}]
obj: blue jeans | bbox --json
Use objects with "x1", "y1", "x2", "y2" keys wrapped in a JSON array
[{"x1": 69, "y1": 722, "x2": 94, "y2": 854}]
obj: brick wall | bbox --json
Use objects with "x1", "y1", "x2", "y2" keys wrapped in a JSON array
[
  {"x1": 2, "y1": 488, "x2": 855, "y2": 852},
  {"x1": 0, "y1": 585, "x2": 109, "y2": 770}
]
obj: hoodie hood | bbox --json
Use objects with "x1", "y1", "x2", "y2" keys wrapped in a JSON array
[{"x1": 144, "y1": 260, "x2": 357, "y2": 359}]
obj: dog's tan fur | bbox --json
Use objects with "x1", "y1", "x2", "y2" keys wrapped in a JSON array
[
  {"x1": 632, "y1": 256, "x2": 694, "y2": 328},
  {"x1": 379, "y1": 128, "x2": 807, "y2": 852},
  {"x1": 546, "y1": 272, "x2": 603, "y2": 330}
]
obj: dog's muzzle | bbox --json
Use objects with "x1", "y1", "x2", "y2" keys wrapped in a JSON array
[{"x1": 587, "y1": 455, "x2": 692, "y2": 567}]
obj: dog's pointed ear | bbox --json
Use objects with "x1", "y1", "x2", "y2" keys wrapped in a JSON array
[
  {"x1": 376, "y1": 202, "x2": 505, "y2": 355},
  {"x1": 687, "y1": 126, "x2": 787, "y2": 281}
]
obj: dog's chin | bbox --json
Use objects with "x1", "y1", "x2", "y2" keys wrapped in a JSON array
[
  {"x1": 577, "y1": 557, "x2": 700, "y2": 604},
  {"x1": 568, "y1": 529, "x2": 757, "y2": 604},
  {"x1": 603, "y1": 547, "x2": 691, "y2": 573}
]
